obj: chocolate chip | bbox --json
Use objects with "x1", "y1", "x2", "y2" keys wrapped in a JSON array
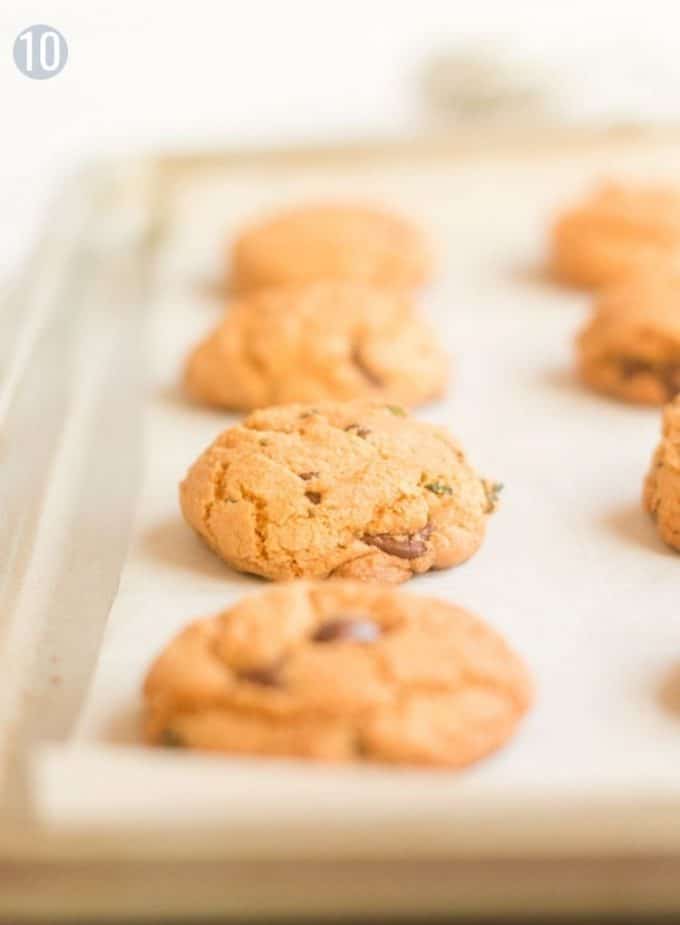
[
  {"x1": 362, "y1": 523, "x2": 433, "y2": 559},
  {"x1": 239, "y1": 665, "x2": 282, "y2": 687},
  {"x1": 353, "y1": 732, "x2": 370, "y2": 757},
  {"x1": 160, "y1": 728, "x2": 184, "y2": 748},
  {"x1": 312, "y1": 616, "x2": 381, "y2": 643},
  {"x1": 619, "y1": 357, "x2": 654, "y2": 379},
  {"x1": 351, "y1": 346, "x2": 383, "y2": 387},
  {"x1": 298, "y1": 471, "x2": 319, "y2": 480},
  {"x1": 662, "y1": 364, "x2": 680, "y2": 398},
  {"x1": 305, "y1": 491, "x2": 322, "y2": 504},
  {"x1": 345, "y1": 424, "x2": 371, "y2": 439},
  {"x1": 425, "y1": 480, "x2": 453, "y2": 496},
  {"x1": 619, "y1": 357, "x2": 680, "y2": 399}
]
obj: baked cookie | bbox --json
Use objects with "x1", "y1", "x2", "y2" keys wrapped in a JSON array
[
  {"x1": 185, "y1": 280, "x2": 448, "y2": 410},
  {"x1": 576, "y1": 274, "x2": 680, "y2": 405},
  {"x1": 644, "y1": 397, "x2": 680, "y2": 551},
  {"x1": 144, "y1": 580, "x2": 532, "y2": 766},
  {"x1": 230, "y1": 203, "x2": 432, "y2": 292},
  {"x1": 180, "y1": 400, "x2": 500, "y2": 583},
  {"x1": 551, "y1": 182, "x2": 680, "y2": 289}
]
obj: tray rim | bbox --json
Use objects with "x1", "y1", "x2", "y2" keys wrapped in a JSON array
[{"x1": 154, "y1": 122, "x2": 680, "y2": 171}]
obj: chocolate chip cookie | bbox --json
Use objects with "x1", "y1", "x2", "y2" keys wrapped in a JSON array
[
  {"x1": 551, "y1": 182, "x2": 680, "y2": 289},
  {"x1": 144, "y1": 580, "x2": 532, "y2": 766},
  {"x1": 576, "y1": 273, "x2": 680, "y2": 405},
  {"x1": 644, "y1": 397, "x2": 680, "y2": 551},
  {"x1": 180, "y1": 401, "x2": 500, "y2": 582},
  {"x1": 230, "y1": 203, "x2": 433, "y2": 292},
  {"x1": 185, "y1": 280, "x2": 448, "y2": 410}
]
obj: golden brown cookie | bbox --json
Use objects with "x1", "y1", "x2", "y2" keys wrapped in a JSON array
[
  {"x1": 230, "y1": 203, "x2": 432, "y2": 292},
  {"x1": 576, "y1": 274, "x2": 680, "y2": 405},
  {"x1": 185, "y1": 280, "x2": 448, "y2": 410},
  {"x1": 644, "y1": 397, "x2": 680, "y2": 551},
  {"x1": 551, "y1": 182, "x2": 680, "y2": 289},
  {"x1": 143, "y1": 580, "x2": 533, "y2": 767},
  {"x1": 180, "y1": 400, "x2": 500, "y2": 583}
]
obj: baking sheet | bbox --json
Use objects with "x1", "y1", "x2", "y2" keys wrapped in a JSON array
[{"x1": 13, "y1": 137, "x2": 680, "y2": 857}]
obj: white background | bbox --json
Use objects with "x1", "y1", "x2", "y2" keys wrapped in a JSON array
[{"x1": 3, "y1": 0, "x2": 680, "y2": 279}]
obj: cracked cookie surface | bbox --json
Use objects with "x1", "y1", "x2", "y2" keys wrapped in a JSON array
[
  {"x1": 179, "y1": 400, "x2": 498, "y2": 582},
  {"x1": 185, "y1": 280, "x2": 448, "y2": 410},
  {"x1": 576, "y1": 274, "x2": 680, "y2": 405},
  {"x1": 144, "y1": 580, "x2": 532, "y2": 766},
  {"x1": 551, "y1": 182, "x2": 680, "y2": 289},
  {"x1": 230, "y1": 203, "x2": 432, "y2": 292},
  {"x1": 644, "y1": 397, "x2": 680, "y2": 551}
]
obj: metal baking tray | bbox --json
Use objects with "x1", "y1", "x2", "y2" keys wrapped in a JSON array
[{"x1": 1, "y1": 127, "x2": 680, "y2": 922}]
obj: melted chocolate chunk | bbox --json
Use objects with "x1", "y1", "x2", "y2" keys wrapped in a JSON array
[
  {"x1": 239, "y1": 665, "x2": 282, "y2": 687},
  {"x1": 345, "y1": 424, "x2": 371, "y2": 438},
  {"x1": 305, "y1": 491, "x2": 322, "y2": 504},
  {"x1": 312, "y1": 616, "x2": 381, "y2": 643},
  {"x1": 298, "y1": 471, "x2": 319, "y2": 480},
  {"x1": 619, "y1": 357, "x2": 680, "y2": 399},
  {"x1": 351, "y1": 346, "x2": 384, "y2": 387},
  {"x1": 362, "y1": 523, "x2": 433, "y2": 560},
  {"x1": 619, "y1": 357, "x2": 655, "y2": 379},
  {"x1": 160, "y1": 728, "x2": 184, "y2": 748},
  {"x1": 662, "y1": 364, "x2": 680, "y2": 397}
]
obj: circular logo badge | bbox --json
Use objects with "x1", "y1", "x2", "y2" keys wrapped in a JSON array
[{"x1": 14, "y1": 25, "x2": 68, "y2": 80}]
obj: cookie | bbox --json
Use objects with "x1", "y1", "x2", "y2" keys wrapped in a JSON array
[
  {"x1": 551, "y1": 182, "x2": 680, "y2": 289},
  {"x1": 644, "y1": 397, "x2": 680, "y2": 551},
  {"x1": 180, "y1": 400, "x2": 499, "y2": 583},
  {"x1": 185, "y1": 280, "x2": 448, "y2": 410},
  {"x1": 144, "y1": 580, "x2": 532, "y2": 766},
  {"x1": 230, "y1": 203, "x2": 432, "y2": 292},
  {"x1": 576, "y1": 274, "x2": 680, "y2": 405}
]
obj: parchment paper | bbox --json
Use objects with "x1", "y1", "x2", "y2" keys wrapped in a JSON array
[{"x1": 33, "y1": 141, "x2": 680, "y2": 854}]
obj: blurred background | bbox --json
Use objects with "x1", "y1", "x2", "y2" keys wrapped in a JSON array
[{"x1": 4, "y1": 0, "x2": 680, "y2": 278}]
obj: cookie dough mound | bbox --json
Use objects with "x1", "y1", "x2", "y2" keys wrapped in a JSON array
[
  {"x1": 144, "y1": 580, "x2": 533, "y2": 766},
  {"x1": 231, "y1": 203, "x2": 433, "y2": 292},
  {"x1": 180, "y1": 401, "x2": 499, "y2": 583},
  {"x1": 644, "y1": 397, "x2": 680, "y2": 551},
  {"x1": 185, "y1": 280, "x2": 449, "y2": 410},
  {"x1": 576, "y1": 274, "x2": 680, "y2": 405},
  {"x1": 551, "y1": 182, "x2": 680, "y2": 289}
]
